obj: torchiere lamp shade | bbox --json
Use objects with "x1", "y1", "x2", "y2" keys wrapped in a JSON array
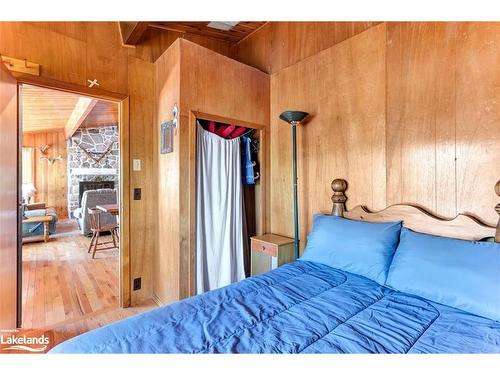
[{"x1": 279, "y1": 111, "x2": 309, "y2": 124}]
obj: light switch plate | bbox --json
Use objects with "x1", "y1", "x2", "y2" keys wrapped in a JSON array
[{"x1": 133, "y1": 159, "x2": 141, "y2": 171}]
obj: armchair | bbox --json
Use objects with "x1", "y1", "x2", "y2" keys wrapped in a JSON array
[
  {"x1": 21, "y1": 202, "x2": 58, "y2": 238},
  {"x1": 73, "y1": 189, "x2": 117, "y2": 235}
]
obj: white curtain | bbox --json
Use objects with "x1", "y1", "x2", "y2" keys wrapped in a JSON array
[{"x1": 196, "y1": 122, "x2": 246, "y2": 294}]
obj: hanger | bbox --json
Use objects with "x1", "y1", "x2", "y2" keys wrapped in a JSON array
[{"x1": 240, "y1": 128, "x2": 254, "y2": 138}]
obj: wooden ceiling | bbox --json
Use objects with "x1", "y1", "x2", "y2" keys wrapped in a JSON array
[
  {"x1": 21, "y1": 84, "x2": 118, "y2": 136},
  {"x1": 22, "y1": 85, "x2": 80, "y2": 133},
  {"x1": 80, "y1": 101, "x2": 118, "y2": 129},
  {"x1": 119, "y1": 22, "x2": 267, "y2": 45}
]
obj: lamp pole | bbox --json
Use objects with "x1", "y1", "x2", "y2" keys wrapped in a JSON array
[
  {"x1": 291, "y1": 121, "x2": 300, "y2": 259},
  {"x1": 279, "y1": 110, "x2": 308, "y2": 261}
]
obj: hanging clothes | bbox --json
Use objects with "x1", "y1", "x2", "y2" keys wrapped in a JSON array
[
  {"x1": 241, "y1": 135, "x2": 259, "y2": 185},
  {"x1": 205, "y1": 120, "x2": 247, "y2": 140},
  {"x1": 196, "y1": 122, "x2": 246, "y2": 294}
]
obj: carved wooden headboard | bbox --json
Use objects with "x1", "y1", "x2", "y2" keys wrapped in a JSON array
[{"x1": 330, "y1": 179, "x2": 500, "y2": 243}]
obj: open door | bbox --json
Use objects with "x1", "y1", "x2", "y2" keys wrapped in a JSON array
[{"x1": 0, "y1": 63, "x2": 19, "y2": 329}]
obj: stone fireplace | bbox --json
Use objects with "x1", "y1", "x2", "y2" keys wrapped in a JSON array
[{"x1": 67, "y1": 125, "x2": 119, "y2": 218}]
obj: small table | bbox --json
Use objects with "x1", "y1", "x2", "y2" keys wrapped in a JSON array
[
  {"x1": 22, "y1": 215, "x2": 53, "y2": 243},
  {"x1": 250, "y1": 234, "x2": 295, "y2": 276},
  {"x1": 96, "y1": 204, "x2": 119, "y2": 216}
]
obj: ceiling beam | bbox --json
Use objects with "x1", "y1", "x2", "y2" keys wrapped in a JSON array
[
  {"x1": 64, "y1": 97, "x2": 98, "y2": 139},
  {"x1": 118, "y1": 22, "x2": 150, "y2": 46},
  {"x1": 148, "y1": 22, "x2": 235, "y2": 42}
]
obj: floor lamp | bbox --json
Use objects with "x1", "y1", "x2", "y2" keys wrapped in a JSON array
[{"x1": 279, "y1": 110, "x2": 309, "y2": 260}]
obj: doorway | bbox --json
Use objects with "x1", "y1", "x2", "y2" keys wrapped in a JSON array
[
  {"x1": 19, "y1": 84, "x2": 121, "y2": 329},
  {"x1": 0, "y1": 65, "x2": 131, "y2": 333},
  {"x1": 15, "y1": 80, "x2": 131, "y2": 329},
  {"x1": 186, "y1": 111, "x2": 267, "y2": 297}
]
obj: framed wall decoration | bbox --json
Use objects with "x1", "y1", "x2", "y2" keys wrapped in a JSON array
[{"x1": 160, "y1": 120, "x2": 176, "y2": 154}]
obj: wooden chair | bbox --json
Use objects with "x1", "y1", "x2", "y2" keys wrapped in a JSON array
[{"x1": 87, "y1": 208, "x2": 119, "y2": 259}]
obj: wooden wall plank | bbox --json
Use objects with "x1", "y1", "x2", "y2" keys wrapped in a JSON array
[
  {"x1": 455, "y1": 22, "x2": 500, "y2": 224},
  {"x1": 433, "y1": 23, "x2": 458, "y2": 217},
  {"x1": 385, "y1": 23, "x2": 403, "y2": 206}
]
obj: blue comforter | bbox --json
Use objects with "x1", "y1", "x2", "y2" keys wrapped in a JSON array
[{"x1": 51, "y1": 261, "x2": 500, "y2": 353}]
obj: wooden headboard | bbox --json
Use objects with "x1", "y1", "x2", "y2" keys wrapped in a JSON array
[{"x1": 330, "y1": 179, "x2": 500, "y2": 243}]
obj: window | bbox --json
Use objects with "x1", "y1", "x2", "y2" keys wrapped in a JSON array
[{"x1": 22, "y1": 147, "x2": 35, "y2": 184}]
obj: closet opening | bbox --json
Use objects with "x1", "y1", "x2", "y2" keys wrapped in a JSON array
[{"x1": 189, "y1": 112, "x2": 266, "y2": 296}]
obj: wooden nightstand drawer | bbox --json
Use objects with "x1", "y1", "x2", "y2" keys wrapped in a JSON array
[
  {"x1": 250, "y1": 234, "x2": 295, "y2": 276},
  {"x1": 251, "y1": 238, "x2": 278, "y2": 257}
]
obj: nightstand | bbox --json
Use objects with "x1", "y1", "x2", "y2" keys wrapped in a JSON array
[{"x1": 250, "y1": 234, "x2": 295, "y2": 276}]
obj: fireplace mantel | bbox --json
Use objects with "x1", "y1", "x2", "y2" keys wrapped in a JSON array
[{"x1": 71, "y1": 168, "x2": 117, "y2": 176}]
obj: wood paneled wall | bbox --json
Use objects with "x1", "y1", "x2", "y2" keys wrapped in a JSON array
[
  {"x1": 137, "y1": 27, "x2": 234, "y2": 63},
  {"x1": 179, "y1": 41, "x2": 270, "y2": 299},
  {"x1": 271, "y1": 24, "x2": 387, "y2": 245},
  {"x1": 0, "y1": 22, "x2": 232, "y2": 311},
  {"x1": 263, "y1": 22, "x2": 500, "y2": 251},
  {"x1": 154, "y1": 40, "x2": 270, "y2": 305},
  {"x1": 179, "y1": 40, "x2": 270, "y2": 125},
  {"x1": 127, "y1": 56, "x2": 156, "y2": 305},
  {"x1": 0, "y1": 23, "x2": 233, "y2": 92},
  {"x1": 154, "y1": 41, "x2": 181, "y2": 305},
  {"x1": 23, "y1": 131, "x2": 68, "y2": 219},
  {"x1": 235, "y1": 22, "x2": 380, "y2": 74},
  {"x1": 0, "y1": 22, "x2": 228, "y2": 308},
  {"x1": 386, "y1": 22, "x2": 499, "y2": 223}
]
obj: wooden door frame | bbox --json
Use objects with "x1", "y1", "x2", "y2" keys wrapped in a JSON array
[
  {"x1": 186, "y1": 110, "x2": 267, "y2": 297},
  {"x1": 0, "y1": 63, "x2": 20, "y2": 330},
  {"x1": 14, "y1": 73, "x2": 132, "y2": 312}
]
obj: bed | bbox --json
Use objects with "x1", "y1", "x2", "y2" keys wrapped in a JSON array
[{"x1": 50, "y1": 179, "x2": 500, "y2": 354}]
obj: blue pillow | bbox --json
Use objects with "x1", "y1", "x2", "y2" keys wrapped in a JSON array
[
  {"x1": 300, "y1": 215, "x2": 402, "y2": 284},
  {"x1": 386, "y1": 227, "x2": 500, "y2": 321}
]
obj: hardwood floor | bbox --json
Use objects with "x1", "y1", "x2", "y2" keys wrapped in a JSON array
[
  {"x1": 14, "y1": 219, "x2": 158, "y2": 352},
  {"x1": 22, "y1": 219, "x2": 120, "y2": 329}
]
